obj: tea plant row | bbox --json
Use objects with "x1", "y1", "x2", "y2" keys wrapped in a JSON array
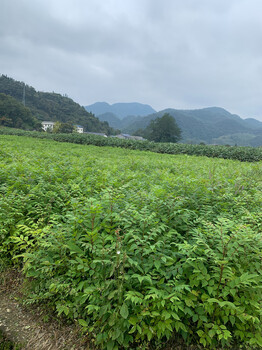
[
  {"x1": 0, "y1": 135, "x2": 261, "y2": 349},
  {"x1": 0, "y1": 126, "x2": 262, "y2": 162}
]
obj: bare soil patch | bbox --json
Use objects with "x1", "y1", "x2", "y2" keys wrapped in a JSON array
[{"x1": 0, "y1": 268, "x2": 94, "y2": 350}]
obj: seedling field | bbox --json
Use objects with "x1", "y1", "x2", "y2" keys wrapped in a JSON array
[{"x1": 0, "y1": 135, "x2": 261, "y2": 349}]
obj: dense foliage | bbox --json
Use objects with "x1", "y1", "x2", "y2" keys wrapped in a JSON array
[
  {"x1": 0, "y1": 127, "x2": 262, "y2": 162},
  {"x1": 0, "y1": 75, "x2": 115, "y2": 134},
  {"x1": 141, "y1": 113, "x2": 181, "y2": 143},
  {"x1": 52, "y1": 121, "x2": 75, "y2": 133},
  {"x1": 0, "y1": 93, "x2": 41, "y2": 130},
  {"x1": 0, "y1": 135, "x2": 261, "y2": 349}
]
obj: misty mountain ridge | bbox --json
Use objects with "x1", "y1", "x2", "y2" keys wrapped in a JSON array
[
  {"x1": 95, "y1": 112, "x2": 141, "y2": 131},
  {"x1": 85, "y1": 102, "x2": 156, "y2": 119},
  {"x1": 88, "y1": 103, "x2": 262, "y2": 146}
]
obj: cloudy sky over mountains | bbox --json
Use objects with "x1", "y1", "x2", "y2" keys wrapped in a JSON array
[{"x1": 1, "y1": 0, "x2": 262, "y2": 120}]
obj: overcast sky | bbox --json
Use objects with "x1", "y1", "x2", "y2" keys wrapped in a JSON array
[{"x1": 1, "y1": 0, "x2": 262, "y2": 120}]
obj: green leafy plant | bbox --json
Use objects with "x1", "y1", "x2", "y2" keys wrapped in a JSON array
[{"x1": 0, "y1": 135, "x2": 261, "y2": 349}]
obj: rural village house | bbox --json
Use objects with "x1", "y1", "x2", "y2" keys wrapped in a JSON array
[
  {"x1": 41, "y1": 121, "x2": 55, "y2": 131},
  {"x1": 41, "y1": 121, "x2": 84, "y2": 133},
  {"x1": 75, "y1": 125, "x2": 84, "y2": 133}
]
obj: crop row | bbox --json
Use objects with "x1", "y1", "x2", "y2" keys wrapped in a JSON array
[{"x1": 0, "y1": 127, "x2": 262, "y2": 162}]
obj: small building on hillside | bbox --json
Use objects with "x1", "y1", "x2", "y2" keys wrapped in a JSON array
[
  {"x1": 42, "y1": 121, "x2": 55, "y2": 131},
  {"x1": 75, "y1": 125, "x2": 84, "y2": 133},
  {"x1": 42, "y1": 122, "x2": 84, "y2": 133}
]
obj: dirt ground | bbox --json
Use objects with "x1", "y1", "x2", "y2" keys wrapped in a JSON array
[{"x1": 0, "y1": 268, "x2": 94, "y2": 350}]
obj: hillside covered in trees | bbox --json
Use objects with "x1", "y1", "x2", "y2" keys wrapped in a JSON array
[
  {"x1": 125, "y1": 108, "x2": 262, "y2": 146},
  {"x1": 0, "y1": 75, "x2": 114, "y2": 134},
  {"x1": 0, "y1": 93, "x2": 41, "y2": 130},
  {"x1": 91, "y1": 103, "x2": 262, "y2": 146}
]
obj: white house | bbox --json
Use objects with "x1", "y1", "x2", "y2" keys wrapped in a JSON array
[
  {"x1": 42, "y1": 122, "x2": 84, "y2": 133},
  {"x1": 75, "y1": 125, "x2": 84, "y2": 133},
  {"x1": 42, "y1": 121, "x2": 55, "y2": 131}
]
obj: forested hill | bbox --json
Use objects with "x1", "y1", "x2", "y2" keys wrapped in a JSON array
[
  {"x1": 0, "y1": 93, "x2": 41, "y2": 130},
  {"x1": 121, "y1": 107, "x2": 262, "y2": 146},
  {"x1": 0, "y1": 75, "x2": 113, "y2": 133}
]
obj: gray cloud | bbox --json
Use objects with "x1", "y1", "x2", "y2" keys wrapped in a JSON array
[{"x1": 1, "y1": 0, "x2": 262, "y2": 120}]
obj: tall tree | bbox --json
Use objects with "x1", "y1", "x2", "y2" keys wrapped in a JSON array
[
  {"x1": 53, "y1": 121, "x2": 74, "y2": 133},
  {"x1": 145, "y1": 113, "x2": 181, "y2": 143}
]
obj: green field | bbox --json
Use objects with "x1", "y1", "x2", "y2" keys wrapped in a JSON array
[
  {"x1": 1, "y1": 127, "x2": 262, "y2": 162},
  {"x1": 0, "y1": 135, "x2": 261, "y2": 349}
]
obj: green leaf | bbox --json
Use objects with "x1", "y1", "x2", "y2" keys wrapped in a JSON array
[
  {"x1": 200, "y1": 337, "x2": 207, "y2": 346},
  {"x1": 57, "y1": 305, "x2": 69, "y2": 316},
  {"x1": 162, "y1": 310, "x2": 171, "y2": 320},
  {"x1": 207, "y1": 298, "x2": 219, "y2": 304},
  {"x1": 154, "y1": 260, "x2": 161, "y2": 270},
  {"x1": 78, "y1": 319, "x2": 88, "y2": 327},
  {"x1": 207, "y1": 286, "x2": 214, "y2": 295},
  {"x1": 67, "y1": 241, "x2": 85, "y2": 255},
  {"x1": 107, "y1": 340, "x2": 115, "y2": 350},
  {"x1": 229, "y1": 315, "x2": 235, "y2": 325},
  {"x1": 192, "y1": 314, "x2": 198, "y2": 322},
  {"x1": 128, "y1": 317, "x2": 138, "y2": 326},
  {"x1": 108, "y1": 290, "x2": 118, "y2": 300},
  {"x1": 129, "y1": 326, "x2": 136, "y2": 334},
  {"x1": 120, "y1": 303, "x2": 129, "y2": 319}
]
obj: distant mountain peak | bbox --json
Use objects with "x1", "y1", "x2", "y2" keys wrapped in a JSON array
[{"x1": 85, "y1": 102, "x2": 156, "y2": 119}]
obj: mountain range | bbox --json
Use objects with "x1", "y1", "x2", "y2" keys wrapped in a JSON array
[
  {"x1": 1, "y1": 74, "x2": 262, "y2": 146},
  {"x1": 85, "y1": 103, "x2": 262, "y2": 146}
]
